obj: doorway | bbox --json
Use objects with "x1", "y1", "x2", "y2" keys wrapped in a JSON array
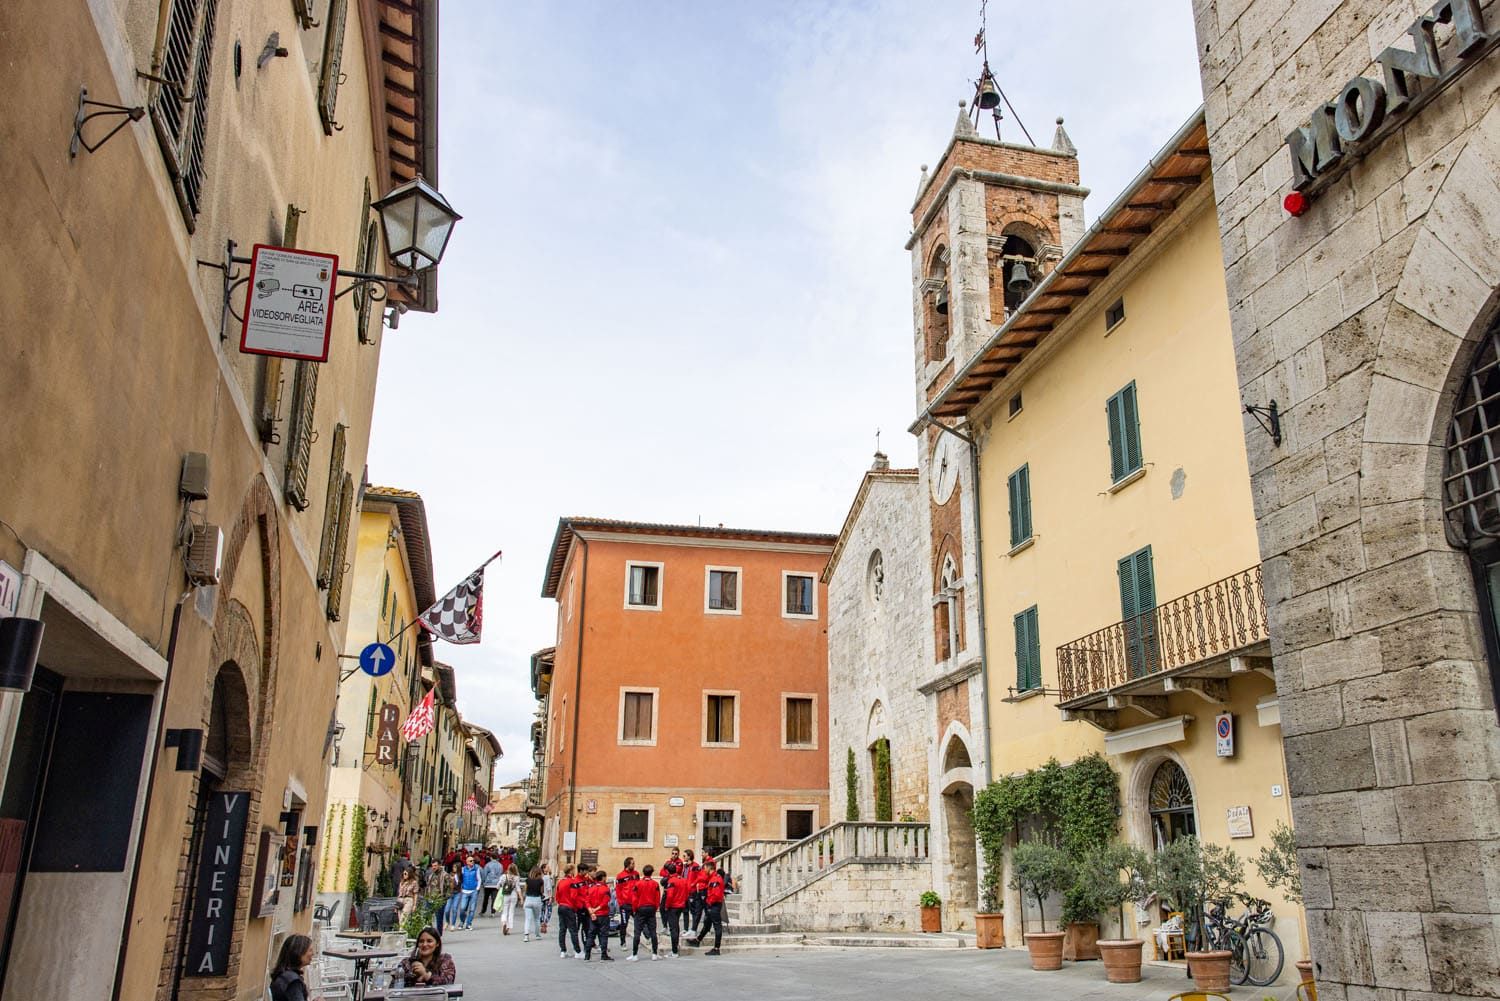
[
  {"x1": 943, "y1": 783, "x2": 977, "y2": 923},
  {"x1": 701, "y1": 810, "x2": 735, "y2": 856},
  {"x1": 0, "y1": 667, "x2": 62, "y2": 990},
  {"x1": 869, "y1": 737, "x2": 892, "y2": 821}
]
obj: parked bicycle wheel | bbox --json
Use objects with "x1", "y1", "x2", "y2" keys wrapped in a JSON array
[
  {"x1": 1228, "y1": 932, "x2": 1250, "y2": 985},
  {"x1": 1240, "y1": 927, "x2": 1285, "y2": 986}
]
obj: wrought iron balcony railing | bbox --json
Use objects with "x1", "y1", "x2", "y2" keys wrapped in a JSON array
[{"x1": 1057, "y1": 565, "x2": 1268, "y2": 703}]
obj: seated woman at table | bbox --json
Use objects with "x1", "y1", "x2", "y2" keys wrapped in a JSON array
[
  {"x1": 397, "y1": 927, "x2": 456, "y2": 987},
  {"x1": 269, "y1": 934, "x2": 315, "y2": 1001}
]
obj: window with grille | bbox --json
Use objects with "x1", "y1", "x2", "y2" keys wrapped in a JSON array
[
  {"x1": 1106, "y1": 382, "x2": 1143, "y2": 483},
  {"x1": 620, "y1": 691, "x2": 654, "y2": 743},
  {"x1": 1445, "y1": 327, "x2": 1500, "y2": 543},
  {"x1": 784, "y1": 574, "x2": 815, "y2": 617},
  {"x1": 616, "y1": 808, "x2": 649, "y2": 844},
  {"x1": 150, "y1": 0, "x2": 221, "y2": 224},
  {"x1": 1008, "y1": 464, "x2": 1033, "y2": 548},
  {"x1": 626, "y1": 563, "x2": 660, "y2": 608},
  {"x1": 784, "y1": 697, "x2": 814, "y2": 747},
  {"x1": 1014, "y1": 606, "x2": 1041, "y2": 692},
  {"x1": 317, "y1": 0, "x2": 349, "y2": 134},
  {"x1": 707, "y1": 569, "x2": 739, "y2": 612},
  {"x1": 705, "y1": 694, "x2": 736, "y2": 744}
]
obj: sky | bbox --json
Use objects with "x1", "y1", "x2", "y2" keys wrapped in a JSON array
[{"x1": 366, "y1": 0, "x2": 1206, "y2": 786}]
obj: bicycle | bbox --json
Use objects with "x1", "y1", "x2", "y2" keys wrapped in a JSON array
[{"x1": 1205, "y1": 895, "x2": 1285, "y2": 987}]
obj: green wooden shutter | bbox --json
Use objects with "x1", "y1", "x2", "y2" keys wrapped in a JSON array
[
  {"x1": 1107, "y1": 383, "x2": 1143, "y2": 482},
  {"x1": 317, "y1": 0, "x2": 349, "y2": 134},
  {"x1": 1014, "y1": 608, "x2": 1031, "y2": 691},
  {"x1": 1008, "y1": 469, "x2": 1022, "y2": 547},
  {"x1": 326, "y1": 472, "x2": 355, "y2": 619},
  {"x1": 1018, "y1": 465, "x2": 1032, "y2": 542},
  {"x1": 284, "y1": 362, "x2": 319, "y2": 509},
  {"x1": 358, "y1": 220, "x2": 379, "y2": 343},
  {"x1": 316, "y1": 423, "x2": 347, "y2": 587},
  {"x1": 1028, "y1": 607, "x2": 1041, "y2": 690},
  {"x1": 352, "y1": 178, "x2": 370, "y2": 324},
  {"x1": 1118, "y1": 547, "x2": 1157, "y2": 677}
]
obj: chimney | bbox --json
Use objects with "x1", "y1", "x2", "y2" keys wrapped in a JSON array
[{"x1": 871, "y1": 451, "x2": 890, "y2": 471}]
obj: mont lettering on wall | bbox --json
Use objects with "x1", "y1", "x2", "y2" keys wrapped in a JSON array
[{"x1": 184, "y1": 791, "x2": 250, "y2": 977}]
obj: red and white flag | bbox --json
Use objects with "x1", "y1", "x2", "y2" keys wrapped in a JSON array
[{"x1": 400, "y1": 687, "x2": 436, "y2": 743}]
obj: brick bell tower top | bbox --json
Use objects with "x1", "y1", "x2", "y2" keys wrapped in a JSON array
[{"x1": 909, "y1": 103, "x2": 1088, "y2": 408}]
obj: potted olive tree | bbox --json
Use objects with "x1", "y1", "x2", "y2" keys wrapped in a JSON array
[
  {"x1": 919, "y1": 890, "x2": 942, "y2": 933},
  {"x1": 1075, "y1": 843, "x2": 1150, "y2": 982},
  {"x1": 1008, "y1": 840, "x2": 1072, "y2": 970},
  {"x1": 1256, "y1": 821, "x2": 1312, "y2": 994},
  {"x1": 1151, "y1": 836, "x2": 1245, "y2": 992}
]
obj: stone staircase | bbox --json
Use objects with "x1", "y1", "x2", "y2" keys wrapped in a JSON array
[{"x1": 675, "y1": 892, "x2": 968, "y2": 953}]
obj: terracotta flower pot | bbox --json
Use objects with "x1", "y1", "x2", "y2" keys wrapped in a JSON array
[
  {"x1": 974, "y1": 912, "x2": 1005, "y2": 949},
  {"x1": 920, "y1": 904, "x2": 942, "y2": 932},
  {"x1": 1187, "y1": 949, "x2": 1233, "y2": 992},
  {"x1": 1025, "y1": 930, "x2": 1065, "y2": 971},
  {"x1": 1063, "y1": 921, "x2": 1101, "y2": 961},
  {"x1": 1297, "y1": 959, "x2": 1317, "y2": 999},
  {"x1": 1097, "y1": 939, "x2": 1144, "y2": 983}
]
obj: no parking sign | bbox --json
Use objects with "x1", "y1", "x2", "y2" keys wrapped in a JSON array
[{"x1": 1216, "y1": 713, "x2": 1235, "y2": 757}]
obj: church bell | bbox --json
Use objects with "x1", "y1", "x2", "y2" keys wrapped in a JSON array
[
  {"x1": 934, "y1": 284, "x2": 949, "y2": 315},
  {"x1": 1007, "y1": 261, "x2": 1034, "y2": 297},
  {"x1": 976, "y1": 75, "x2": 1001, "y2": 111}
]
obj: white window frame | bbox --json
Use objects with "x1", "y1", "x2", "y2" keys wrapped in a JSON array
[
  {"x1": 702, "y1": 689, "x2": 741, "y2": 748},
  {"x1": 781, "y1": 570, "x2": 818, "y2": 620},
  {"x1": 695, "y1": 801, "x2": 741, "y2": 855},
  {"x1": 617, "y1": 686, "x2": 660, "y2": 746},
  {"x1": 780, "y1": 693, "x2": 818, "y2": 750},
  {"x1": 624, "y1": 560, "x2": 664, "y2": 611},
  {"x1": 703, "y1": 565, "x2": 743, "y2": 615},
  {"x1": 612, "y1": 803, "x2": 655, "y2": 849},
  {"x1": 781, "y1": 804, "x2": 820, "y2": 840}
]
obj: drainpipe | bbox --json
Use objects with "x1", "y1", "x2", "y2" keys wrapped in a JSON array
[
  {"x1": 968, "y1": 440, "x2": 994, "y2": 788},
  {"x1": 114, "y1": 589, "x2": 192, "y2": 1001},
  {"x1": 563, "y1": 537, "x2": 589, "y2": 861}
]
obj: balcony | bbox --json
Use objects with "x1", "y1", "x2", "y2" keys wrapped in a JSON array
[{"x1": 1056, "y1": 564, "x2": 1271, "y2": 730}]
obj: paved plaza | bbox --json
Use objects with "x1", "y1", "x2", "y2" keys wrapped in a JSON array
[{"x1": 436, "y1": 913, "x2": 1228, "y2": 1001}]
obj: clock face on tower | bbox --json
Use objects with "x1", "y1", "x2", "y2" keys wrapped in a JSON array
[{"x1": 931, "y1": 434, "x2": 958, "y2": 505}]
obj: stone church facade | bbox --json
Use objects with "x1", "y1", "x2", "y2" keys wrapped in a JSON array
[{"x1": 1191, "y1": 0, "x2": 1500, "y2": 994}]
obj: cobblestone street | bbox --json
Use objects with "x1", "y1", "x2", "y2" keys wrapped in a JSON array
[{"x1": 437, "y1": 914, "x2": 1212, "y2": 1001}]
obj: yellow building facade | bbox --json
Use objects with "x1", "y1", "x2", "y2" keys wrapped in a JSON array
[
  {"x1": 321, "y1": 488, "x2": 434, "y2": 913},
  {"x1": 919, "y1": 112, "x2": 1304, "y2": 972}
]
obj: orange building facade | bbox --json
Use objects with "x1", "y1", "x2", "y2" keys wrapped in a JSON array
[{"x1": 536, "y1": 519, "x2": 834, "y2": 873}]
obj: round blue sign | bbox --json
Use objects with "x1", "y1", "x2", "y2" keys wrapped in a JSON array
[{"x1": 359, "y1": 642, "x2": 397, "y2": 677}]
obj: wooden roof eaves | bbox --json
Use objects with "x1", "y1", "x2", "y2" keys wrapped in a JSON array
[{"x1": 909, "y1": 106, "x2": 1208, "y2": 436}]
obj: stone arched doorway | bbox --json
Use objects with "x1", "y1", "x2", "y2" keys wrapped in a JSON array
[{"x1": 939, "y1": 734, "x2": 977, "y2": 925}]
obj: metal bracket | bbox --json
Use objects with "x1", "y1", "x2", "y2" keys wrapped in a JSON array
[
  {"x1": 70, "y1": 87, "x2": 146, "y2": 158},
  {"x1": 923, "y1": 416, "x2": 974, "y2": 445},
  {"x1": 1244, "y1": 400, "x2": 1282, "y2": 447},
  {"x1": 196, "y1": 241, "x2": 247, "y2": 341}
]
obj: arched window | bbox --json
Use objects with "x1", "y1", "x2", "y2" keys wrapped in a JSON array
[
  {"x1": 1000, "y1": 234, "x2": 1038, "y2": 313},
  {"x1": 1148, "y1": 760, "x2": 1196, "y2": 849},
  {"x1": 924, "y1": 246, "x2": 951, "y2": 363}
]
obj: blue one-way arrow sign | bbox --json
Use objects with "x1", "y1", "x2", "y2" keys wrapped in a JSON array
[{"x1": 359, "y1": 642, "x2": 396, "y2": 677}]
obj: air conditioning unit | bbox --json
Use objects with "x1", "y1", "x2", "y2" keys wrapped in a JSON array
[{"x1": 186, "y1": 524, "x2": 224, "y2": 586}]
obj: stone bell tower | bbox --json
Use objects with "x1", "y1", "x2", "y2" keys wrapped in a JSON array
[{"x1": 906, "y1": 105, "x2": 1087, "y2": 916}]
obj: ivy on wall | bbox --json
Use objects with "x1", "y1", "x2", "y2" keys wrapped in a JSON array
[
  {"x1": 318, "y1": 803, "x2": 336, "y2": 892},
  {"x1": 874, "y1": 738, "x2": 893, "y2": 822},
  {"x1": 331, "y1": 804, "x2": 348, "y2": 892},
  {"x1": 348, "y1": 805, "x2": 368, "y2": 907},
  {"x1": 845, "y1": 747, "x2": 859, "y2": 821},
  {"x1": 972, "y1": 753, "x2": 1120, "y2": 911}
]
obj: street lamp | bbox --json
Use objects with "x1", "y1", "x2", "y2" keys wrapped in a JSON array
[{"x1": 371, "y1": 176, "x2": 462, "y2": 273}]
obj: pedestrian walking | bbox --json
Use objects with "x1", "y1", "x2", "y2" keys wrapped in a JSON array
[
  {"x1": 661, "y1": 864, "x2": 690, "y2": 957},
  {"x1": 627, "y1": 864, "x2": 662, "y2": 961},
  {"x1": 615, "y1": 857, "x2": 639, "y2": 946},
  {"x1": 556, "y1": 864, "x2": 583, "y2": 958},
  {"x1": 269, "y1": 934, "x2": 315, "y2": 1001},
  {"x1": 582, "y1": 870, "x2": 613, "y2": 961},
  {"x1": 458, "y1": 856, "x2": 481, "y2": 929},
  {"x1": 443, "y1": 862, "x2": 464, "y2": 930},
  {"x1": 540, "y1": 863, "x2": 555, "y2": 933},
  {"x1": 522, "y1": 865, "x2": 546, "y2": 941},
  {"x1": 426, "y1": 861, "x2": 451, "y2": 934},
  {"x1": 480, "y1": 854, "x2": 503, "y2": 915},
  {"x1": 499, "y1": 863, "x2": 520, "y2": 934},
  {"x1": 699, "y1": 858, "x2": 726, "y2": 956}
]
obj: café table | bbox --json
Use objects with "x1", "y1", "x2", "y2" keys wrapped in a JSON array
[
  {"x1": 361, "y1": 983, "x2": 464, "y2": 1000},
  {"x1": 335, "y1": 930, "x2": 387, "y2": 948},
  {"x1": 321, "y1": 947, "x2": 399, "y2": 1001}
]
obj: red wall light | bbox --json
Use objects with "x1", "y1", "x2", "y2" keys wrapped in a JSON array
[{"x1": 1283, "y1": 190, "x2": 1309, "y2": 216}]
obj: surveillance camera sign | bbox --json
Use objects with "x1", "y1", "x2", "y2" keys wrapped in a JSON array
[{"x1": 239, "y1": 244, "x2": 338, "y2": 362}]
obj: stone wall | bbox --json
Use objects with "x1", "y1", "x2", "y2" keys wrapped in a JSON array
[
  {"x1": 1191, "y1": 0, "x2": 1500, "y2": 995},
  {"x1": 763, "y1": 860, "x2": 934, "y2": 933}
]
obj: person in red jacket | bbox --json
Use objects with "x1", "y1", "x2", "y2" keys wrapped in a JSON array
[
  {"x1": 685, "y1": 854, "x2": 711, "y2": 940},
  {"x1": 614, "y1": 857, "x2": 639, "y2": 946},
  {"x1": 699, "y1": 858, "x2": 727, "y2": 955},
  {"x1": 660, "y1": 865, "x2": 691, "y2": 957},
  {"x1": 661, "y1": 847, "x2": 683, "y2": 876},
  {"x1": 581, "y1": 870, "x2": 613, "y2": 961},
  {"x1": 626, "y1": 864, "x2": 662, "y2": 961},
  {"x1": 555, "y1": 865, "x2": 582, "y2": 958}
]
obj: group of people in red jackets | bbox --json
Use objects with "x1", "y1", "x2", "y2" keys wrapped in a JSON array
[{"x1": 550, "y1": 848, "x2": 728, "y2": 961}]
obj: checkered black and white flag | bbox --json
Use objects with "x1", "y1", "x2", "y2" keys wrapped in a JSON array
[{"x1": 417, "y1": 570, "x2": 485, "y2": 645}]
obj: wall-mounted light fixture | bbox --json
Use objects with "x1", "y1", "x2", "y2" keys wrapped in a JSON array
[
  {"x1": 162, "y1": 727, "x2": 204, "y2": 772},
  {"x1": 0, "y1": 617, "x2": 44, "y2": 692}
]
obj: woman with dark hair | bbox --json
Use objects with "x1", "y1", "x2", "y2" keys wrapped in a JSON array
[
  {"x1": 396, "y1": 927, "x2": 457, "y2": 987},
  {"x1": 269, "y1": 934, "x2": 315, "y2": 1001}
]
